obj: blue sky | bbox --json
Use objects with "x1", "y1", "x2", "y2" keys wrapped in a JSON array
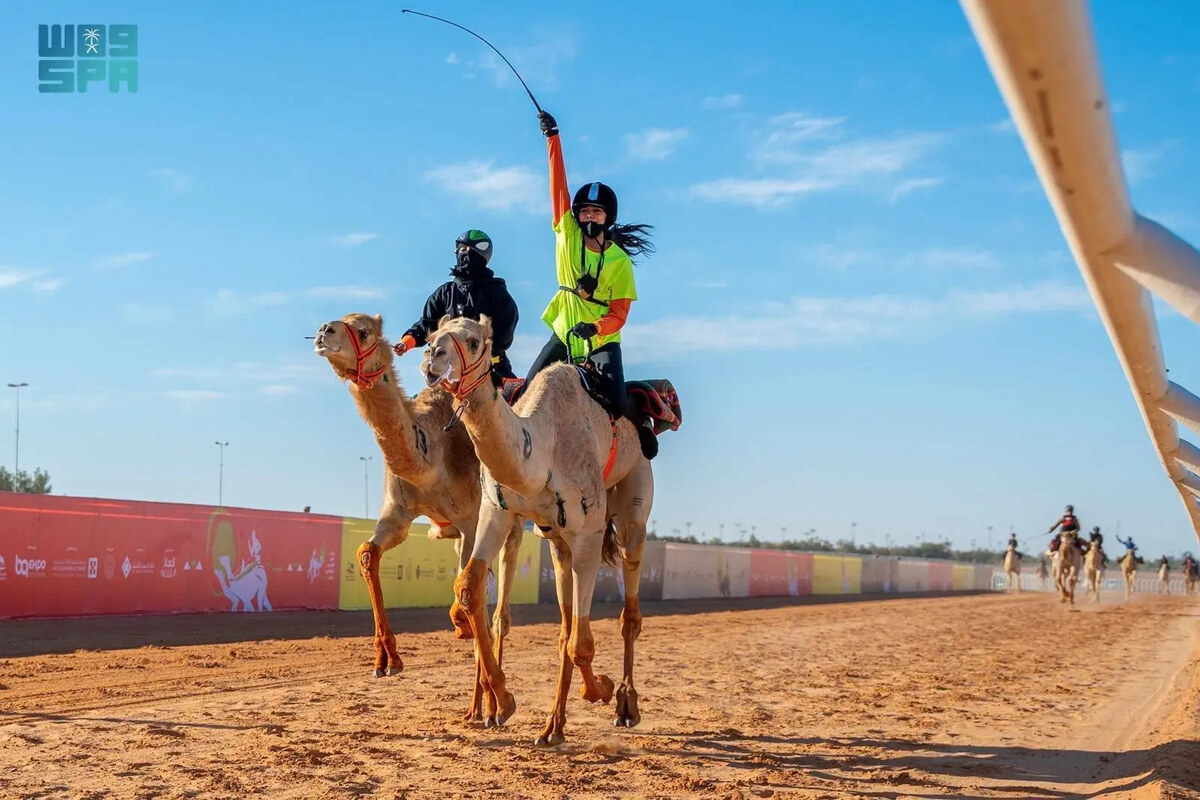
[{"x1": 2, "y1": 1, "x2": 1199, "y2": 557}]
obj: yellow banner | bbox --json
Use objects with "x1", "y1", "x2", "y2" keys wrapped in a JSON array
[
  {"x1": 338, "y1": 519, "x2": 541, "y2": 610},
  {"x1": 952, "y1": 563, "x2": 974, "y2": 590}
]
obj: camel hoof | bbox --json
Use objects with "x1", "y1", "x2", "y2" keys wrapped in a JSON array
[
  {"x1": 497, "y1": 691, "x2": 516, "y2": 724},
  {"x1": 534, "y1": 733, "x2": 564, "y2": 748},
  {"x1": 373, "y1": 668, "x2": 386, "y2": 678},
  {"x1": 615, "y1": 684, "x2": 640, "y2": 728},
  {"x1": 483, "y1": 716, "x2": 497, "y2": 729},
  {"x1": 598, "y1": 675, "x2": 615, "y2": 704},
  {"x1": 385, "y1": 665, "x2": 402, "y2": 676}
]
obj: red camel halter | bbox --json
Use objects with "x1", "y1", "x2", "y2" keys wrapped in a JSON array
[
  {"x1": 439, "y1": 331, "x2": 493, "y2": 402},
  {"x1": 342, "y1": 322, "x2": 387, "y2": 389}
]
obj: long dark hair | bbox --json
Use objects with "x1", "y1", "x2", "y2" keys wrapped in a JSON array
[{"x1": 608, "y1": 223, "x2": 655, "y2": 263}]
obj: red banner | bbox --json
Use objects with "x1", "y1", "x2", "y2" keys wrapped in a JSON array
[
  {"x1": 748, "y1": 550, "x2": 813, "y2": 597},
  {"x1": 0, "y1": 494, "x2": 341, "y2": 618},
  {"x1": 927, "y1": 561, "x2": 954, "y2": 592}
]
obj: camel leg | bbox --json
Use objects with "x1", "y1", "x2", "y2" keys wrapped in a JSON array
[
  {"x1": 450, "y1": 528, "x2": 485, "y2": 725},
  {"x1": 611, "y1": 460, "x2": 651, "y2": 729},
  {"x1": 567, "y1": 528, "x2": 615, "y2": 706},
  {"x1": 450, "y1": 503, "x2": 516, "y2": 727},
  {"x1": 482, "y1": 522, "x2": 523, "y2": 728},
  {"x1": 536, "y1": 540, "x2": 574, "y2": 748},
  {"x1": 356, "y1": 503, "x2": 413, "y2": 677}
]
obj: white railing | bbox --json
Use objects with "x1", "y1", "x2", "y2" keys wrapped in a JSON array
[
  {"x1": 991, "y1": 570, "x2": 1190, "y2": 595},
  {"x1": 961, "y1": 0, "x2": 1200, "y2": 547}
]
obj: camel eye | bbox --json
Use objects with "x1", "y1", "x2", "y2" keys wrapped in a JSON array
[
  {"x1": 357, "y1": 328, "x2": 367, "y2": 342},
  {"x1": 467, "y1": 337, "x2": 479, "y2": 351}
]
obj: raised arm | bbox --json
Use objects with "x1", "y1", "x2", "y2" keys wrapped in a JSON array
[{"x1": 539, "y1": 111, "x2": 570, "y2": 224}]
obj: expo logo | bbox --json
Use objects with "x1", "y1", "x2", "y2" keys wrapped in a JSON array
[
  {"x1": 38, "y1": 24, "x2": 138, "y2": 93},
  {"x1": 87, "y1": 557, "x2": 98, "y2": 579},
  {"x1": 15, "y1": 556, "x2": 48, "y2": 577}
]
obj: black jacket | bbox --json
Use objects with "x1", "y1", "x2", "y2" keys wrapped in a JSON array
[{"x1": 403, "y1": 266, "x2": 520, "y2": 378}]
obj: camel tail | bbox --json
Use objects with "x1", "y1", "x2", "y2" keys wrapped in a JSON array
[{"x1": 601, "y1": 518, "x2": 620, "y2": 567}]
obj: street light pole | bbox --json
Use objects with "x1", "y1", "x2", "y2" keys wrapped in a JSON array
[
  {"x1": 215, "y1": 441, "x2": 229, "y2": 506},
  {"x1": 360, "y1": 456, "x2": 373, "y2": 518},
  {"x1": 851, "y1": 521, "x2": 857, "y2": 547},
  {"x1": 7, "y1": 382, "x2": 28, "y2": 476}
]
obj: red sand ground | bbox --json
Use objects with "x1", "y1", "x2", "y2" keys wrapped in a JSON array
[{"x1": 1, "y1": 592, "x2": 1198, "y2": 799}]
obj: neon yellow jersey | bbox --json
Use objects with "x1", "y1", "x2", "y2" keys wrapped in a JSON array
[{"x1": 541, "y1": 211, "x2": 637, "y2": 361}]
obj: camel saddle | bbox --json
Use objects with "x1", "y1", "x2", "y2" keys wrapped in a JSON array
[{"x1": 501, "y1": 373, "x2": 682, "y2": 436}]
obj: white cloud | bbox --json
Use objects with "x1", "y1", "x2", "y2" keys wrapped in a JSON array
[
  {"x1": 1, "y1": 267, "x2": 64, "y2": 293},
  {"x1": 120, "y1": 304, "x2": 173, "y2": 323},
  {"x1": 620, "y1": 281, "x2": 1090, "y2": 362},
  {"x1": 694, "y1": 110, "x2": 946, "y2": 207},
  {"x1": 331, "y1": 232, "x2": 379, "y2": 247},
  {"x1": 149, "y1": 168, "x2": 192, "y2": 193},
  {"x1": 33, "y1": 278, "x2": 65, "y2": 293},
  {"x1": 752, "y1": 112, "x2": 847, "y2": 166},
  {"x1": 306, "y1": 285, "x2": 388, "y2": 300},
  {"x1": 890, "y1": 177, "x2": 944, "y2": 202},
  {"x1": 626, "y1": 128, "x2": 690, "y2": 161},
  {"x1": 688, "y1": 177, "x2": 840, "y2": 207},
  {"x1": 987, "y1": 118, "x2": 1016, "y2": 136},
  {"x1": 0, "y1": 268, "x2": 39, "y2": 289},
  {"x1": 1122, "y1": 141, "x2": 1177, "y2": 185},
  {"x1": 92, "y1": 251, "x2": 153, "y2": 271},
  {"x1": 424, "y1": 160, "x2": 544, "y2": 213},
  {"x1": 804, "y1": 245, "x2": 1003, "y2": 273},
  {"x1": 209, "y1": 289, "x2": 292, "y2": 315},
  {"x1": 701, "y1": 94, "x2": 742, "y2": 110},
  {"x1": 160, "y1": 390, "x2": 227, "y2": 402},
  {"x1": 445, "y1": 51, "x2": 461, "y2": 65},
  {"x1": 473, "y1": 34, "x2": 577, "y2": 91}
]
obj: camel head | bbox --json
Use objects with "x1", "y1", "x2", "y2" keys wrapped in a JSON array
[
  {"x1": 421, "y1": 315, "x2": 493, "y2": 400},
  {"x1": 314, "y1": 313, "x2": 390, "y2": 388}
]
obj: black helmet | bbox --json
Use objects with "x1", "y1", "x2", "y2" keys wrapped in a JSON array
[
  {"x1": 1065, "y1": 504, "x2": 1074, "y2": 513},
  {"x1": 572, "y1": 182, "x2": 617, "y2": 228},
  {"x1": 454, "y1": 229, "x2": 493, "y2": 265}
]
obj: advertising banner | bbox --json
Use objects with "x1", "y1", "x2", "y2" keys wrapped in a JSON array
[
  {"x1": 662, "y1": 543, "x2": 751, "y2": 600},
  {"x1": 896, "y1": 559, "x2": 928, "y2": 592},
  {"x1": 0, "y1": 494, "x2": 341, "y2": 618},
  {"x1": 952, "y1": 564, "x2": 975, "y2": 590},
  {"x1": 928, "y1": 561, "x2": 954, "y2": 592}
]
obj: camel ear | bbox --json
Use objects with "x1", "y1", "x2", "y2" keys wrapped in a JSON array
[
  {"x1": 373, "y1": 314, "x2": 383, "y2": 331},
  {"x1": 478, "y1": 314, "x2": 494, "y2": 341},
  {"x1": 438, "y1": 314, "x2": 453, "y2": 331}
]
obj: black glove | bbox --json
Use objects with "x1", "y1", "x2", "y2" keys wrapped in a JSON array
[
  {"x1": 575, "y1": 273, "x2": 598, "y2": 299},
  {"x1": 570, "y1": 321, "x2": 597, "y2": 340},
  {"x1": 538, "y1": 110, "x2": 558, "y2": 138}
]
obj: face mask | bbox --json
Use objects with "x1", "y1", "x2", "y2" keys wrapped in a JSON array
[
  {"x1": 580, "y1": 220, "x2": 606, "y2": 239},
  {"x1": 453, "y1": 249, "x2": 485, "y2": 276}
]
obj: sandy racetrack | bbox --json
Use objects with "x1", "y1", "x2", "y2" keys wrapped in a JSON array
[{"x1": 2, "y1": 593, "x2": 1198, "y2": 799}]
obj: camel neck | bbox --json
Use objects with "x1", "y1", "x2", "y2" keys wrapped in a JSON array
[
  {"x1": 459, "y1": 382, "x2": 543, "y2": 495},
  {"x1": 349, "y1": 356, "x2": 428, "y2": 482}
]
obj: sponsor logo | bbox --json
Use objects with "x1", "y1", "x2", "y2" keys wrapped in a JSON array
[
  {"x1": 87, "y1": 557, "x2": 98, "y2": 579},
  {"x1": 15, "y1": 556, "x2": 48, "y2": 577},
  {"x1": 104, "y1": 554, "x2": 116, "y2": 581},
  {"x1": 122, "y1": 556, "x2": 132, "y2": 579},
  {"x1": 121, "y1": 556, "x2": 155, "y2": 579},
  {"x1": 0, "y1": 555, "x2": 6, "y2": 580},
  {"x1": 160, "y1": 551, "x2": 177, "y2": 579},
  {"x1": 51, "y1": 558, "x2": 89, "y2": 578}
]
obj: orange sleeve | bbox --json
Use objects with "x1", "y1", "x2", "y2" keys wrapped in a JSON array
[
  {"x1": 594, "y1": 298, "x2": 632, "y2": 336},
  {"x1": 400, "y1": 334, "x2": 418, "y2": 352},
  {"x1": 548, "y1": 133, "x2": 570, "y2": 223}
]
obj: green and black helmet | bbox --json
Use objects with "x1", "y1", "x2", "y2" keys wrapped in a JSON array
[{"x1": 455, "y1": 229, "x2": 493, "y2": 265}]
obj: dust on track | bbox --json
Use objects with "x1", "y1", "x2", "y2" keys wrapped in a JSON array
[{"x1": 2, "y1": 593, "x2": 1198, "y2": 799}]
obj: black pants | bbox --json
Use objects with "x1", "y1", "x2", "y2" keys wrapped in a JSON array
[{"x1": 524, "y1": 334, "x2": 628, "y2": 418}]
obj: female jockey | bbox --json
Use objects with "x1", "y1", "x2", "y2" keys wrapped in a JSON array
[{"x1": 523, "y1": 108, "x2": 658, "y2": 460}]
